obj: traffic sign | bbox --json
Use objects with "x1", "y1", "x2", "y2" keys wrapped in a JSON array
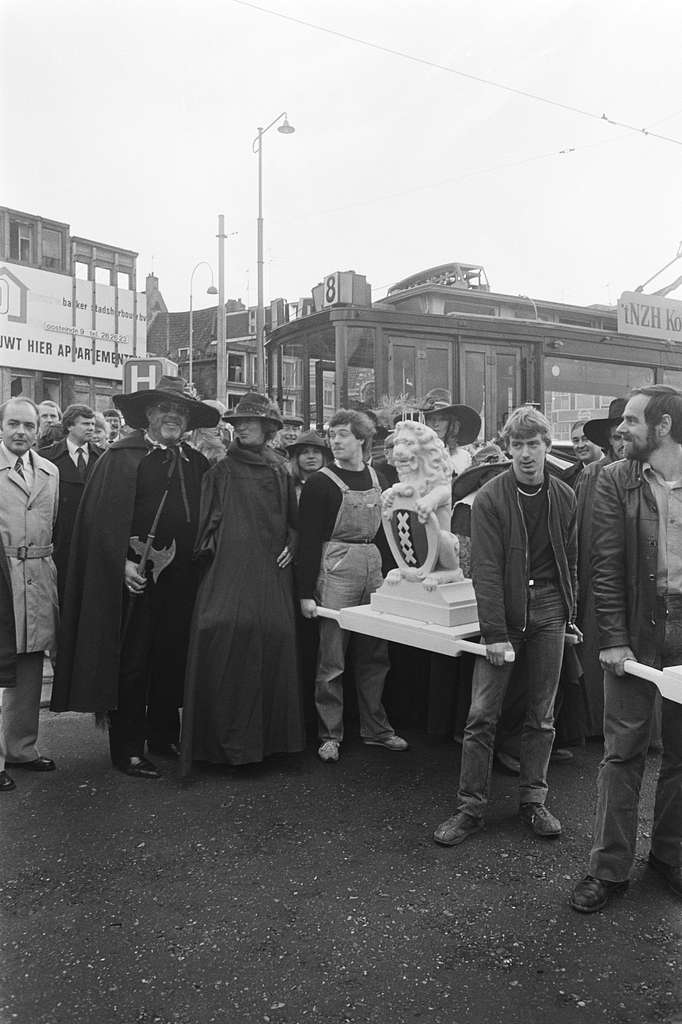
[{"x1": 123, "y1": 357, "x2": 178, "y2": 392}]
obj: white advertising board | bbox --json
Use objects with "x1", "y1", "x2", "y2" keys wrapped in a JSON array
[
  {"x1": 0, "y1": 263, "x2": 147, "y2": 381},
  {"x1": 617, "y1": 291, "x2": 682, "y2": 343}
]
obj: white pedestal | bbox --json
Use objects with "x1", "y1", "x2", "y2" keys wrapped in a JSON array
[{"x1": 370, "y1": 577, "x2": 478, "y2": 627}]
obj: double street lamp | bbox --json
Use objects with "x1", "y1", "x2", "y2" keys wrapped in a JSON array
[
  {"x1": 252, "y1": 111, "x2": 295, "y2": 392},
  {"x1": 189, "y1": 261, "x2": 218, "y2": 390}
]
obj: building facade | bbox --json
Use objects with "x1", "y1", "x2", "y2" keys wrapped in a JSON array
[
  {"x1": 0, "y1": 206, "x2": 147, "y2": 409},
  {"x1": 145, "y1": 278, "x2": 312, "y2": 415}
]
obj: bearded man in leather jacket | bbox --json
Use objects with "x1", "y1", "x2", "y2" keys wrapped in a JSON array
[{"x1": 572, "y1": 385, "x2": 682, "y2": 913}]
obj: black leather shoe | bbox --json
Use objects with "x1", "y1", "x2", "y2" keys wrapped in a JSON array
[
  {"x1": 570, "y1": 874, "x2": 629, "y2": 913},
  {"x1": 117, "y1": 756, "x2": 161, "y2": 779},
  {"x1": 0, "y1": 770, "x2": 16, "y2": 792},
  {"x1": 147, "y1": 742, "x2": 180, "y2": 759},
  {"x1": 649, "y1": 853, "x2": 682, "y2": 899},
  {"x1": 7, "y1": 757, "x2": 56, "y2": 772}
]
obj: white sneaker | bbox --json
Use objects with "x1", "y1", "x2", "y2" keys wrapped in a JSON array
[
  {"x1": 363, "y1": 734, "x2": 409, "y2": 751},
  {"x1": 318, "y1": 740, "x2": 340, "y2": 762}
]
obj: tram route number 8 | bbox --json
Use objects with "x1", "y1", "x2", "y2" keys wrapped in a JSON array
[{"x1": 324, "y1": 273, "x2": 340, "y2": 305}]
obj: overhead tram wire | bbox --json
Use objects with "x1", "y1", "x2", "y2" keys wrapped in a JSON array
[
  {"x1": 268, "y1": 132, "x2": 637, "y2": 227},
  {"x1": 231, "y1": 0, "x2": 682, "y2": 149}
]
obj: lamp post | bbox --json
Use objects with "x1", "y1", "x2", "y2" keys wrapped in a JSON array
[
  {"x1": 252, "y1": 111, "x2": 295, "y2": 393},
  {"x1": 189, "y1": 261, "x2": 218, "y2": 391}
]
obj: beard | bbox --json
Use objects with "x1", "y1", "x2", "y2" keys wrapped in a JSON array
[{"x1": 625, "y1": 425, "x2": 658, "y2": 462}]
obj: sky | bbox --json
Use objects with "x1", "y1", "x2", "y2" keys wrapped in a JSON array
[{"x1": 2, "y1": 0, "x2": 682, "y2": 314}]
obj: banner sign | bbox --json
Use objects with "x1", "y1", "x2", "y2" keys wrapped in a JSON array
[
  {"x1": 0, "y1": 263, "x2": 147, "y2": 380},
  {"x1": 617, "y1": 291, "x2": 682, "y2": 343}
]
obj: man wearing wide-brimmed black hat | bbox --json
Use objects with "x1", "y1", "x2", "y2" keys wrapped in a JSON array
[
  {"x1": 419, "y1": 391, "x2": 481, "y2": 476},
  {"x1": 180, "y1": 392, "x2": 305, "y2": 773},
  {"x1": 51, "y1": 376, "x2": 217, "y2": 779}
]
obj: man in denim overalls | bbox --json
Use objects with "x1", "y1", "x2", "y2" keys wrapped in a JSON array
[{"x1": 298, "y1": 410, "x2": 408, "y2": 762}]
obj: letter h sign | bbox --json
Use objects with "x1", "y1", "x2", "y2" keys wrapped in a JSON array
[{"x1": 123, "y1": 358, "x2": 163, "y2": 392}]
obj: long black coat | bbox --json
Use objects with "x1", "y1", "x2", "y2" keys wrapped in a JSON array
[
  {"x1": 181, "y1": 442, "x2": 304, "y2": 771},
  {"x1": 51, "y1": 433, "x2": 208, "y2": 713},
  {"x1": 40, "y1": 439, "x2": 103, "y2": 604},
  {"x1": 0, "y1": 532, "x2": 16, "y2": 688}
]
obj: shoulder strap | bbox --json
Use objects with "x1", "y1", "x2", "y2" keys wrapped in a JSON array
[
  {"x1": 319, "y1": 466, "x2": 349, "y2": 493},
  {"x1": 367, "y1": 465, "x2": 381, "y2": 491}
]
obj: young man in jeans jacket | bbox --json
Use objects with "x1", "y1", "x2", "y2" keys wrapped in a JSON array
[{"x1": 434, "y1": 405, "x2": 578, "y2": 847}]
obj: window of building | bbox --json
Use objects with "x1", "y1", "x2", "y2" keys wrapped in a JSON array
[
  {"x1": 41, "y1": 377, "x2": 62, "y2": 406},
  {"x1": 10, "y1": 375, "x2": 33, "y2": 398},
  {"x1": 177, "y1": 348, "x2": 189, "y2": 360},
  {"x1": 9, "y1": 221, "x2": 34, "y2": 263},
  {"x1": 95, "y1": 266, "x2": 111, "y2": 286},
  {"x1": 117, "y1": 271, "x2": 131, "y2": 290},
  {"x1": 75, "y1": 261, "x2": 89, "y2": 280},
  {"x1": 228, "y1": 353, "x2": 246, "y2": 383},
  {"x1": 41, "y1": 228, "x2": 63, "y2": 270},
  {"x1": 282, "y1": 356, "x2": 301, "y2": 389}
]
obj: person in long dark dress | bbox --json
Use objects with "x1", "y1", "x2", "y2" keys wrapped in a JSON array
[{"x1": 181, "y1": 394, "x2": 304, "y2": 772}]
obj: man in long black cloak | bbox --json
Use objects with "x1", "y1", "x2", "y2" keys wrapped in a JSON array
[{"x1": 51, "y1": 377, "x2": 217, "y2": 778}]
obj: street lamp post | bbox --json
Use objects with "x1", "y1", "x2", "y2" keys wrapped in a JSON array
[
  {"x1": 189, "y1": 260, "x2": 218, "y2": 392},
  {"x1": 252, "y1": 111, "x2": 295, "y2": 393}
]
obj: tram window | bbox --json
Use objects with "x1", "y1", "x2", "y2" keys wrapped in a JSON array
[
  {"x1": 345, "y1": 327, "x2": 376, "y2": 407},
  {"x1": 390, "y1": 343, "x2": 416, "y2": 399},
  {"x1": 544, "y1": 356, "x2": 654, "y2": 441},
  {"x1": 662, "y1": 370, "x2": 682, "y2": 391},
  {"x1": 463, "y1": 351, "x2": 485, "y2": 437},
  {"x1": 423, "y1": 347, "x2": 450, "y2": 398}
]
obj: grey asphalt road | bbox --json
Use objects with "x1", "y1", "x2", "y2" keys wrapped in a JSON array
[{"x1": 1, "y1": 710, "x2": 681, "y2": 1024}]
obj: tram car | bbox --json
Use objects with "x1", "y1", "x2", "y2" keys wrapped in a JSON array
[{"x1": 266, "y1": 263, "x2": 682, "y2": 444}]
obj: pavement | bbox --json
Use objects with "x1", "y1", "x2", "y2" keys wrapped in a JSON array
[{"x1": 1, "y1": 710, "x2": 681, "y2": 1024}]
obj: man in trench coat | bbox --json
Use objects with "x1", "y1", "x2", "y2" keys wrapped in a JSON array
[{"x1": 0, "y1": 397, "x2": 59, "y2": 791}]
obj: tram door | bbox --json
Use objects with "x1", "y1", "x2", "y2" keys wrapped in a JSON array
[
  {"x1": 460, "y1": 344, "x2": 524, "y2": 439},
  {"x1": 388, "y1": 338, "x2": 452, "y2": 403}
]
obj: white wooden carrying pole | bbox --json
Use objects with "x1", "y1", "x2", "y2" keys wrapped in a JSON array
[
  {"x1": 315, "y1": 606, "x2": 516, "y2": 663},
  {"x1": 315, "y1": 608, "x2": 682, "y2": 704},
  {"x1": 622, "y1": 660, "x2": 682, "y2": 704}
]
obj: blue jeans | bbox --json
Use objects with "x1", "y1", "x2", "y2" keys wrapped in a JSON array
[
  {"x1": 589, "y1": 595, "x2": 682, "y2": 881},
  {"x1": 457, "y1": 583, "x2": 566, "y2": 818}
]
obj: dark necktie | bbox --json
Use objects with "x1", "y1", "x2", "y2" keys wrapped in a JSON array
[
  {"x1": 76, "y1": 447, "x2": 86, "y2": 480},
  {"x1": 14, "y1": 457, "x2": 25, "y2": 480}
]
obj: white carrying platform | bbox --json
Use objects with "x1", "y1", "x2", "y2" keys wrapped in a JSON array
[{"x1": 370, "y1": 577, "x2": 478, "y2": 628}]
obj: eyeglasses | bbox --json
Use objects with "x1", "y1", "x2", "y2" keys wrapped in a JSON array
[{"x1": 154, "y1": 401, "x2": 186, "y2": 415}]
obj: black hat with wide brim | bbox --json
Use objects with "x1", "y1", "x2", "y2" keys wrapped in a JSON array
[
  {"x1": 113, "y1": 376, "x2": 220, "y2": 431},
  {"x1": 584, "y1": 397, "x2": 627, "y2": 450},
  {"x1": 224, "y1": 392, "x2": 284, "y2": 430},
  {"x1": 419, "y1": 399, "x2": 482, "y2": 446}
]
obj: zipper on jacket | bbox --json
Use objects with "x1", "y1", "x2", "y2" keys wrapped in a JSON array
[{"x1": 514, "y1": 488, "x2": 529, "y2": 632}]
